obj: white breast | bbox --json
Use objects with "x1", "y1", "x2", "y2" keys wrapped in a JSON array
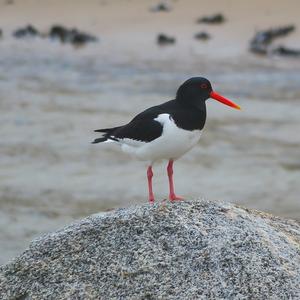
[{"x1": 120, "y1": 113, "x2": 202, "y2": 163}]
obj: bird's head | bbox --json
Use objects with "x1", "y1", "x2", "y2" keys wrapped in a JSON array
[{"x1": 176, "y1": 77, "x2": 241, "y2": 110}]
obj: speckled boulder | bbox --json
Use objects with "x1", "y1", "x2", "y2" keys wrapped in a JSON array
[{"x1": 0, "y1": 200, "x2": 300, "y2": 299}]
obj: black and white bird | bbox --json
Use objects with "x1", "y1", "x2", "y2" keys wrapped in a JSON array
[{"x1": 92, "y1": 77, "x2": 240, "y2": 203}]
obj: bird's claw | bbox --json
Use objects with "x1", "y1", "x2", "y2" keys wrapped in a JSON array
[
  {"x1": 149, "y1": 198, "x2": 155, "y2": 204},
  {"x1": 169, "y1": 195, "x2": 184, "y2": 201}
]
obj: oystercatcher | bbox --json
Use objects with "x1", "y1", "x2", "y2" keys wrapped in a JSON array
[{"x1": 92, "y1": 77, "x2": 240, "y2": 203}]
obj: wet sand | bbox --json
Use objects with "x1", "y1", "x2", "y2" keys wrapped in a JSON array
[{"x1": 0, "y1": 0, "x2": 300, "y2": 264}]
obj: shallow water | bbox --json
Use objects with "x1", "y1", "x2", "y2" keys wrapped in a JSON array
[{"x1": 0, "y1": 38, "x2": 300, "y2": 263}]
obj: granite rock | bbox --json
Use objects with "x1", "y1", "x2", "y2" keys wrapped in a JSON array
[{"x1": 0, "y1": 200, "x2": 300, "y2": 299}]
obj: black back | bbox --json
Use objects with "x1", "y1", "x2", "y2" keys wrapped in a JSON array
[{"x1": 131, "y1": 99, "x2": 206, "y2": 131}]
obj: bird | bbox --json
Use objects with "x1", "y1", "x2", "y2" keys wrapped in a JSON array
[{"x1": 92, "y1": 77, "x2": 240, "y2": 203}]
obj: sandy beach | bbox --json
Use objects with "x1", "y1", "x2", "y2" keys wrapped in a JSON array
[
  {"x1": 1, "y1": 0, "x2": 300, "y2": 59},
  {"x1": 0, "y1": 0, "x2": 300, "y2": 264}
]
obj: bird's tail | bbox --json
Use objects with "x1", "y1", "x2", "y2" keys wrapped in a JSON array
[
  {"x1": 92, "y1": 126, "x2": 121, "y2": 144},
  {"x1": 91, "y1": 137, "x2": 108, "y2": 144}
]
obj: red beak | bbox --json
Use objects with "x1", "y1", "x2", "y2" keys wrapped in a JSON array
[{"x1": 210, "y1": 91, "x2": 241, "y2": 110}]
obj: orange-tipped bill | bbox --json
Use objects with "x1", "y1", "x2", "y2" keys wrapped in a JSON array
[{"x1": 210, "y1": 91, "x2": 241, "y2": 110}]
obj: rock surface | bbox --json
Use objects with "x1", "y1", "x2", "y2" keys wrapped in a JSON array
[{"x1": 0, "y1": 200, "x2": 300, "y2": 299}]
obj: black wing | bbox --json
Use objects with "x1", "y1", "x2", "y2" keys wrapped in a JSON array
[
  {"x1": 92, "y1": 108, "x2": 165, "y2": 144},
  {"x1": 92, "y1": 100, "x2": 180, "y2": 144},
  {"x1": 92, "y1": 119, "x2": 162, "y2": 144},
  {"x1": 111, "y1": 118, "x2": 163, "y2": 142}
]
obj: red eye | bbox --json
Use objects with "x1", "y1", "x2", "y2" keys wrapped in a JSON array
[{"x1": 200, "y1": 83, "x2": 208, "y2": 89}]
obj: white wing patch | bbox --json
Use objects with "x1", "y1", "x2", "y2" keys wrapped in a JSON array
[{"x1": 154, "y1": 113, "x2": 173, "y2": 125}]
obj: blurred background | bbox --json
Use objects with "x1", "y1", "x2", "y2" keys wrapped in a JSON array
[{"x1": 0, "y1": 0, "x2": 300, "y2": 264}]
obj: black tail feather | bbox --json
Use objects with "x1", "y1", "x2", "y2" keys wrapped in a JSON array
[
  {"x1": 94, "y1": 126, "x2": 120, "y2": 133},
  {"x1": 93, "y1": 126, "x2": 121, "y2": 144},
  {"x1": 94, "y1": 129, "x2": 108, "y2": 133},
  {"x1": 91, "y1": 137, "x2": 107, "y2": 144}
]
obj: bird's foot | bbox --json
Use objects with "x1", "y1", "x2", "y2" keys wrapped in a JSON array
[
  {"x1": 169, "y1": 194, "x2": 184, "y2": 201},
  {"x1": 148, "y1": 197, "x2": 155, "y2": 204}
]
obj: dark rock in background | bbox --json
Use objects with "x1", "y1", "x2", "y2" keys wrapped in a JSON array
[
  {"x1": 150, "y1": 1, "x2": 171, "y2": 12},
  {"x1": 49, "y1": 25, "x2": 98, "y2": 46},
  {"x1": 49, "y1": 25, "x2": 69, "y2": 42},
  {"x1": 197, "y1": 13, "x2": 225, "y2": 24},
  {"x1": 272, "y1": 45, "x2": 300, "y2": 57},
  {"x1": 11, "y1": 24, "x2": 98, "y2": 46},
  {"x1": 13, "y1": 25, "x2": 40, "y2": 38},
  {"x1": 0, "y1": 200, "x2": 299, "y2": 299},
  {"x1": 157, "y1": 33, "x2": 176, "y2": 45},
  {"x1": 249, "y1": 25, "x2": 295, "y2": 55},
  {"x1": 194, "y1": 31, "x2": 211, "y2": 41},
  {"x1": 71, "y1": 31, "x2": 98, "y2": 46},
  {"x1": 249, "y1": 43, "x2": 269, "y2": 55},
  {"x1": 251, "y1": 25, "x2": 295, "y2": 46}
]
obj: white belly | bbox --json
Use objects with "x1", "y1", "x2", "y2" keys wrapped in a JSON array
[{"x1": 120, "y1": 114, "x2": 202, "y2": 163}]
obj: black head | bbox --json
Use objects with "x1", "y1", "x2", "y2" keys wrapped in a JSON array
[
  {"x1": 176, "y1": 77, "x2": 241, "y2": 110},
  {"x1": 176, "y1": 77, "x2": 212, "y2": 107}
]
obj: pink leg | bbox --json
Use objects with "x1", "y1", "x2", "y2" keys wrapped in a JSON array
[
  {"x1": 167, "y1": 160, "x2": 184, "y2": 201},
  {"x1": 147, "y1": 166, "x2": 155, "y2": 203}
]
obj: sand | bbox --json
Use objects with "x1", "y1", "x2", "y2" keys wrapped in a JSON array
[{"x1": 1, "y1": 0, "x2": 300, "y2": 59}]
